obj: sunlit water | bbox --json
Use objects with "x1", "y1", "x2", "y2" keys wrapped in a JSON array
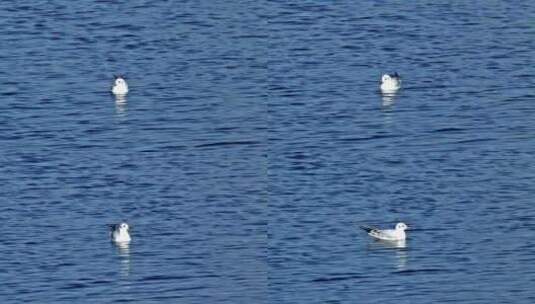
[{"x1": 1, "y1": 1, "x2": 535, "y2": 304}]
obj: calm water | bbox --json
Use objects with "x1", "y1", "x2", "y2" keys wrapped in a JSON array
[
  {"x1": 0, "y1": 1, "x2": 266, "y2": 303},
  {"x1": 1, "y1": 1, "x2": 535, "y2": 303}
]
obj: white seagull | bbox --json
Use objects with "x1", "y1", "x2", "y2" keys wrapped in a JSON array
[
  {"x1": 360, "y1": 222, "x2": 408, "y2": 241},
  {"x1": 380, "y1": 73, "x2": 401, "y2": 93},
  {"x1": 111, "y1": 75, "x2": 129, "y2": 96},
  {"x1": 110, "y1": 222, "x2": 131, "y2": 243}
]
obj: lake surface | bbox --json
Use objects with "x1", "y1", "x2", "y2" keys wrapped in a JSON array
[{"x1": 1, "y1": 1, "x2": 535, "y2": 303}]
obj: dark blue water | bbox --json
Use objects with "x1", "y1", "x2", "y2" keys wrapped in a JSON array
[
  {"x1": 1, "y1": 1, "x2": 535, "y2": 303},
  {"x1": 268, "y1": 2, "x2": 535, "y2": 304},
  {"x1": 0, "y1": 1, "x2": 266, "y2": 303}
]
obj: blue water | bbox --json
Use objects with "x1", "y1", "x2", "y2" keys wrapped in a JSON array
[
  {"x1": 0, "y1": 2, "x2": 266, "y2": 303},
  {"x1": 1, "y1": 1, "x2": 535, "y2": 303}
]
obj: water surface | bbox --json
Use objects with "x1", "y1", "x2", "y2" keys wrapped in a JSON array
[{"x1": 2, "y1": 1, "x2": 535, "y2": 303}]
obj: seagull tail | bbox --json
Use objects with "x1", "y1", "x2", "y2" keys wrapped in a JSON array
[{"x1": 359, "y1": 225, "x2": 373, "y2": 233}]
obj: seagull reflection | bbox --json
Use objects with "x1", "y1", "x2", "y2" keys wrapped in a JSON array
[
  {"x1": 369, "y1": 239, "x2": 406, "y2": 249},
  {"x1": 115, "y1": 98, "x2": 127, "y2": 117},
  {"x1": 367, "y1": 239, "x2": 408, "y2": 271},
  {"x1": 114, "y1": 241, "x2": 131, "y2": 277},
  {"x1": 380, "y1": 92, "x2": 397, "y2": 125},
  {"x1": 381, "y1": 92, "x2": 396, "y2": 108},
  {"x1": 395, "y1": 247, "x2": 408, "y2": 271},
  {"x1": 115, "y1": 94, "x2": 127, "y2": 103}
]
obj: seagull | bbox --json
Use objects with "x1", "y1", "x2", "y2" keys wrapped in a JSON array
[
  {"x1": 360, "y1": 222, "x2": 408, "y2": 241},
  {"x1": 110, "y1": 222, "x2": 131, "y2": 243},
  {"x1": 380, "y1": 73, "x2": 401, "y2": 93},
  {"x1": 111, "y1": 75, "x2": 129, "y2": 96}
]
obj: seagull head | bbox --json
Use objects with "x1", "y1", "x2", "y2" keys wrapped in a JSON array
[
  {"x1": 395, "y1": 222, "x2": 408, "y2": 231},
  {"x1": 119, "y1": 222, "x2": 130, "y2": 232},
  {"x1": 381, "y1": 74, "x2": 391, "y2": 83},
  {"x1": 115, "y1": 77, "x2": 126, "y2": 86}
]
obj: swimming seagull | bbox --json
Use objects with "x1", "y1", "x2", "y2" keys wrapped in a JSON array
[
  {"x1": 360, "y1": 222, "x2": 408, "y2": 241},
  {"x1": 110, "y1": 222, "x2": 131, "y2": 243},
  {"x1": 111, "y1": 75, "x2": 129, "y2": 96},
  {"x1": 380, "y1": 73, "x2": 401, "y2": 93}
]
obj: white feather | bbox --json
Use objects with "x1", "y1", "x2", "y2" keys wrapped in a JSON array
[
  {"x1": 380, "y1": 73, "x2": 401, "y2": 93},
  {"x1": 112, "y1": 77, "x2": 129, "y2": 95},
  {"x1": 362, "y1": 222, "x2": 408, "y2": 241},
  {"x1": 111, "y1": 222, "x2": 131, "y2": 243}
]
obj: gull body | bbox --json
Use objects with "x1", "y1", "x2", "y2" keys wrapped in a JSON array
[
  {"x1": 110, "y1": 222, "x2": 131, "y2": 243},
  {"x1": 112, "y1": 76, "x2": 129, "y2": 96},
  {"x1": 360, "y1": 222, "x2": 408, "y2": 241},
  {"x1": 380, "y1": 73, "x2": 401, "y2": 93}
]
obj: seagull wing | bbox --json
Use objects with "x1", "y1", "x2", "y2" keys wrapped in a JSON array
[
  {"x1": 359, "y1": 224, "x2": 377, "y2": 233},
  {"x1": 360, "y1": 225, "x2": 387, "y2": 237},
  {"x1": 108, "y1": 224, "x2": 119, "y2": 232},
  {"x1": 369, "y1": 229, "x2": 398, "y2": 240},
  {"x1": 360, "y1": 225, "x2": 399, "y2": 240}
]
